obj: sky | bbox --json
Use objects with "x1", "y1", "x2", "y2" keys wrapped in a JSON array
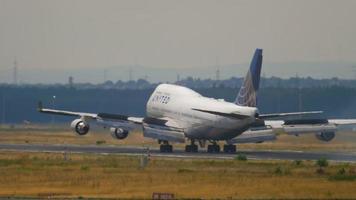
[{"x1": 0, "y1": 0, "x2": 356, "y2": 84}]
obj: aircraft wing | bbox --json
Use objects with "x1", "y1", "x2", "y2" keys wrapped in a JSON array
[
  {"x1": 39, "y1": 108, "x2": 98, "y2": 119},
  {"x1": 97, "y1": 114, "x2": 186, "y2": 143},
  {"x1": 38, "y1": 101, "x2": 144, "y2": 125},
  {"x1": 258, "y1": 111, "x2": 323, "y2": 119},
  {"x1": 328, "y1": 119, "x2": 356, "y2": 125},
  {"x1": 229, "y1": 118, "x2": 356, "y2": 144},
  {"x1": 264, "y1": 118, "x2": 356, "y2": 135},
  {"x1": 257, "y1": 110, "x2": 356, "y2": 136},
  {"x1": 228, "y1": 128, "x2": 277, "y2": 144},
  {"x1": 192, "y1": 108, "x2": 251, "y2": 119},
  {"x1": 38, "y1": 101, "x2": 187, "y2": 142},
  {"x1": 142, "y1": 117, "x2": 186, "y2": 143}
]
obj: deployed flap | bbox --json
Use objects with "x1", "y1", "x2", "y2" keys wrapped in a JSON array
[
  {"x1": 97, "y1": 113, "x2": 129, "y2": 121},
  {"x1": 143, "y1": 125, "x2": 185, "y2": 143},
  {"x1": 142, "y1": 117, "x2": 185, "y2": 143},
  {"x1": 192, "y1": 108, "x2": 250, "y2": 120},
  {"x1": 328, "y1": 119, "x2": 356, "y2": 125},
  {"x1": 328, "y1": 119, "x2": 356, "y2": 131},
  {"x1": 259, "y1": 111, "x2": 323, "y2": 119},
  {"x1": 282, "y1": 124, "x2": 337, "y2": 135},
  {"x1": 229, "y1": 128, "x2": 276, "y2": 144},
  {"x1": 264, "y1": 120, "x2": 338, "y2": 135},
  {"x1": 143, "y1": 117, "x2": 182, "y2": 129}
]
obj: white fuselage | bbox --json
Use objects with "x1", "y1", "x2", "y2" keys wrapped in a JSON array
[{"x1": 146, "y1": 84, "x2": 258, "y2": 140}]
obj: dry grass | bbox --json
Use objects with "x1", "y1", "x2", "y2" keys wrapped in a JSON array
[
  {"x1": 0, "y1": 151, "x2": 355, "y2": 199},
  {"x1": 1, "y1": 124, "x2": 356, "y2": 152},
  {"x1": 0, "y1": 124, "x2": 157, "y2": 146},
  {"x1": 1, "y1": 125, "x2": 356, "y2": 199},
  {"x1": 240, "y1": 133, "x2": 356, "y2": 152}
]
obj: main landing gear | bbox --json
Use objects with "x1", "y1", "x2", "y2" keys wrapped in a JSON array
[
  {"x1": 185, "y1": 140, "x2": 198, "y2": 153},
  {"x1": 158, "y1": 139, "x2": 237, "y2": 154},
  {"x1": 207, "y1": 142, "x2": 220, "y2": 153},
  {"x1": 159, "y1": 140, "x2": 173, "y2": 153},
  {"x1": 223, "y1": 144, "x2": 236, "y2": 153},
  {"x1": 207, "y1": 141, "x2": 237, "y2": 154}
]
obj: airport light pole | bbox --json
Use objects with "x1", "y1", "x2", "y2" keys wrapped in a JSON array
[
  {"x1": 51, "y1": 96, "x2": 56, "y2": 125},
  {"x1": 1, "y1": 94, "x2": 5, "y2": 125}
]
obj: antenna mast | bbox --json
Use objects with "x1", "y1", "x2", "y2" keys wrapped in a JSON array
[{"x1": 13, "y1": 58, "x2": 18, "y2": 85}]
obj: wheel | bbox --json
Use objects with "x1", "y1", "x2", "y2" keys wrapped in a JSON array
[
  {"x1": 207, "y1": 145, "x2": 220, "y2": 153},
  {"x1": 223, "y1": 145, "x2": 236, "y2": 153},
  {"x1": 214, "y1": 145, "x2": 220, "y2": 153},
  {"x1": 185, "y1": 144, "x2": 198, "y2": 153},
  {"x1": 160, "y1": 145, "x2": 173, "y2": 153},
  {"x1": 166, "y1": 145, "x2": 173, "y2": 153},
  {"x1": 207, "y1": 145, "x2": 213, "y2": 153},
  {"x1": 185, "y1": 145, "x2": 192, "y2": 152}
]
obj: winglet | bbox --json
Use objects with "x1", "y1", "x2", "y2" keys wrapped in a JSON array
[{"x1": 37, "y1": 101, "x2": 43, "y2": 111}]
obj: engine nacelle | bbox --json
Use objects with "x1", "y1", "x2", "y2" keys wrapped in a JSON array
[
  {"x1": 71, "y1": 119, "x2": 90, "y2": 136},
  {"x1": 110, "y1": 128, "x2": 129, "y2": 140},
  {"x1": 315, "y1": 132, "x2": 335, "y2": 142}
]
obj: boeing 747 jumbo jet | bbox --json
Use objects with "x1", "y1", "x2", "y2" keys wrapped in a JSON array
[{"x1": 38, "y1": 49, "x2": 356, "y2": 153}]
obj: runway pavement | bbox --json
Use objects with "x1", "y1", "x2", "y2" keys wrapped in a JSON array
[{"x1": 1, "y1": 143, "x2": 356, "y2": 162}]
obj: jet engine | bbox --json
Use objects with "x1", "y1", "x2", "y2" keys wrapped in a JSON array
[
  {"x1": 110, "y1": 127, "x2": 129, "y2": 139},
  {"x1": 71, "y1": 119, "x2": 90, "y2": 135},
  {"x1": 315, "y1": 131, "x2": 335, "y2": 142}
]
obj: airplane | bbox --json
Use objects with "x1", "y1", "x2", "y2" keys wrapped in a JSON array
[{"x1": 38, "y1": 49, "x2": 356, "y2": 153}]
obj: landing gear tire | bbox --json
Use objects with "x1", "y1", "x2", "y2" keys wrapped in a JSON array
[
  {"x1": 160, "y1": 144, "x2": 173, "y2": 153},
  {"x1": 185, "y1": 144, "x2": 198, "y2": 153},
  {"x1": 223, "y1": 144, "x2": 236, "y2": 153},
  {"x1": 207, "y1": 144, "x2": 220, "y2": 153}
]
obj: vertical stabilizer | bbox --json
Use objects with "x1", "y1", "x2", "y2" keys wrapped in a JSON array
[{"x1": 234, "y1": 49, "x2": 263, "y2": 107}]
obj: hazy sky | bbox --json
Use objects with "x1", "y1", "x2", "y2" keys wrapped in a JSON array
[{"x1": 0, "y1": 0, "x2": 356, "y2": 83}]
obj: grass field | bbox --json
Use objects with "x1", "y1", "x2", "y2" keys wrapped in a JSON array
[
  {"x1": 1, "y1": 125, "x2": 356, "y2": 199},
  {"x1": 0, "y1": 151, "x2": 356, "y2": 199},
  {"x1": 1, "y1": 124, "x2": 356, "y2": 152}
]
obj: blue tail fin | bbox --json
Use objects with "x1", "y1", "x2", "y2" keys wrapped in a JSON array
[{"x1": 234, "y1": 48, "x2": 263, "y2": 107}]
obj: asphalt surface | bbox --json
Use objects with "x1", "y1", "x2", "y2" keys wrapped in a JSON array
[{"x1": 1, "y1": 143, "x2": 356, "y2": 162}]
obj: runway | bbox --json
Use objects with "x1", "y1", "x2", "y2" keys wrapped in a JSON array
[{"x1": 1, "y1": 143, "x2": 356, "y2": 162}]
